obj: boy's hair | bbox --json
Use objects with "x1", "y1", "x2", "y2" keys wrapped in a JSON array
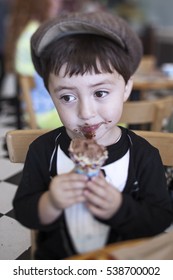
[
  {"x1": 40, "y1": 34, "x2": 132, "y2": 88},
  {"x1": 31, "y1": 11, "x2": 143, "y2": 86}
]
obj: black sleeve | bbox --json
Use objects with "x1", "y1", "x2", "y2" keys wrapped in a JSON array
[
  {"x1": 13, "y1": 137, "x2": 62, "y2": 231},
  {"x1": 102, "y1": 144, "x2": 173, "y2": 239}
]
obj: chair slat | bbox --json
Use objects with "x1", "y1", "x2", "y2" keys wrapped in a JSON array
[{"x1": 6, "y1": 129, "x2": 173, "y2": 166}]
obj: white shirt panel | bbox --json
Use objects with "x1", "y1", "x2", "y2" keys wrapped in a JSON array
[{"x1": 57, "y1": 146, "x2": 129, "y2": 253}]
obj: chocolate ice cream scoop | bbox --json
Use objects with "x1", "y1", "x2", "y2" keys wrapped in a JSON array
[{"x1": 69, "y1": 138, "x2": 108, "y2": 177}]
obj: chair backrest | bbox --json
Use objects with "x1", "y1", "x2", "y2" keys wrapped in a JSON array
[
  {"x1": 120, "y1": 96, "x2": 173, "y2": 132},
  {"x1": 134, "y1": 130, "x2": 173, "y2": 166},
  {"x1": 119, "y1": 99, "x2": 160, "y2": 131},
  {"x1": 136, "y1": 55, "x2": 156, "y2": 74},
  {"x1": 153, "y1": 95, "x2": 173, "y2": 131},
  {"x1": 6, "y1": 129, "x2": 173, "y2": 166},
  {"x1": 6, "y1": 129, "x2": 49, "y2": 163},
  {"x1": 6, "y1": 129, "x2": 48, "y2": 259},
  {"x1": 19, "y1": 75, "x2": 38, "y2": 129}
]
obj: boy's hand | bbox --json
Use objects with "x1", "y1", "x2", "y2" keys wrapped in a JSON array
[
  {"x1": 49, "y1": 173, "x2": 88, "y2": 210},
  {"x1": 84, "y1": 172, "x2": 122, "y2": 220}
]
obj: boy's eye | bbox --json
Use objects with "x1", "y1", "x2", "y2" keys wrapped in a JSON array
[
  {"x1": 60, "y1": 95, "x2": 76, "y2": 103},
  {"x1": 94, "y1": 90, "x2": 108, "y2": 98}
]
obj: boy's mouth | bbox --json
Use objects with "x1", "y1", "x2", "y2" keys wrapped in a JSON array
[
  {"x1": 81, "y1": 124, "x2": 101, "y2": 133},
  {"x1": 81, "y1": 126, "x2": 97, "y2": 139},
  {"x1": 80, "y1": 123, "x2": 104, "y2": 139},
  {"x1": 74, "y1": 120, "x2": 112, "y2": 139}
]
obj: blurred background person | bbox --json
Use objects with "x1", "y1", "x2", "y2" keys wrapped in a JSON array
[{"x1": 3, "y1": 0, "x2": 65, "y2": 129}]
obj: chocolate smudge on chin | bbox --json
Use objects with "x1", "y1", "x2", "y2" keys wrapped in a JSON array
[{"x1": 84, "y1": 131, "x2": 96, "y2": 139}]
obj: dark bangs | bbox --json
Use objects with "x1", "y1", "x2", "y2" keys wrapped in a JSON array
[{"x1": 40, "y1": 34, "x2": 131, "y2": 89}]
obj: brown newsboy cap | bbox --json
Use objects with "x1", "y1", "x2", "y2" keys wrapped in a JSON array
[{"x1": 31, "y1": 11, "x2": 143, "y2": 77}]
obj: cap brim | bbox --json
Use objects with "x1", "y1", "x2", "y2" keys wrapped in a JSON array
[
  {"x1": 35, "y1": 19, "x2": 125, "y2": 56},
  {"x1": 31, "y1": 12, "x2": 143, "y2": 76}
]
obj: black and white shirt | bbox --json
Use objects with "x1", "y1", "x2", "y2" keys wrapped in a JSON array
[{"x1": 13, "y1": 126, "x2": 173, "y2": 259}]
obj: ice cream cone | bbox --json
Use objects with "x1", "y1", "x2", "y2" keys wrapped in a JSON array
[{"x1": 69, "y1": 138, "x2": 108, "y2": 178}]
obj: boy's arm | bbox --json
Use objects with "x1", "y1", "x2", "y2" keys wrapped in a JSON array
[
  {"x1": 97, "y1": 149, "x2": 173, "y2": 239},
  {"x1": 13, "y1": 140, "x2": 62, "y2": 230},
  {"x1": 38, "y1": 191, "x2": 62, "y2": 225},
  {"x1": 38, "y1": 173, "x2": 87, "y2": 225}
]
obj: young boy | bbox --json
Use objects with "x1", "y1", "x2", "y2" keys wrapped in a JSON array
[{"x1": 13, "y1": 11, "x2": 173, "y2": 260}]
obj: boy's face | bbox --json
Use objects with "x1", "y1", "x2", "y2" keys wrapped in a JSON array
[{"x1": 48, "y1": 64, "x2": 133, "y2": 146}]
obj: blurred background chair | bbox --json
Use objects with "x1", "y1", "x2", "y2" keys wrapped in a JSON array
[
  {"x1": 19, "y1": 75, "x2": 37, "y2": 129},
  {"x1": 120, "y1": 95, "x2": 173, "y2": 131},
  {"x1": 154, "y1": 95, "x2": 173, "y2": 131},
  {"x1": 120, "y1": 99, "x2": 160, "y2": 131},
  {"x1": 136, "y1": 55, "x2": 156, "y2": 74}
]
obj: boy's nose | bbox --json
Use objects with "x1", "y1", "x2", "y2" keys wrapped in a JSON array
[{"x1": 78, "y1": 101, "x2": 96, "y2": 120}]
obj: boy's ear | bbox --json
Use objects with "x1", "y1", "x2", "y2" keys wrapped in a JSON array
[{"x1": 123, "y1": 77, "x2": 133, "y2": 102}]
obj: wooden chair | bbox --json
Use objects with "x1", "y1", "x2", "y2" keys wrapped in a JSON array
[
  {"x1": 136, "y1": 55, "x2": 156, "y2": 74},
  {"x1": 19, "y1": 75, "x2": 38, "y2": 129},
  {"x1": 134, "y1": 130, "x2": 173, "y2": 166},
  {"x1": 6, "y1": 129, "x2": 173, "y2": 166},
  {"x1": 120, "y1": 100, "x2": 156, "y2": 130},
  {"x1": 119, "y1": 99, "x2": 161, "y2": 131},
  {"x1": 120, "y1": 96, "x2": 173, "y2": 132},
  {"x1": 6, "y1": 129, "x2": 49, "y2": 163},
  {"x1": 6, "y1": 129, "x2": 49, "y2": 259},
  {"x1": 6, "y1": 129, "x2": 173, "y2": 259},
  {"x1": 153, "y1": 95, "x2": 173, "y2": 131}
]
